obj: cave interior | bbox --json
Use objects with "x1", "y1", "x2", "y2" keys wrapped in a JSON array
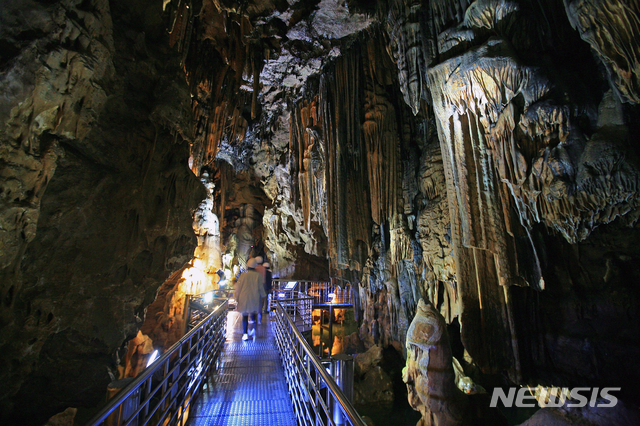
[{"x1": 1, "y1": 0, "x2": 640, "y2": 425}]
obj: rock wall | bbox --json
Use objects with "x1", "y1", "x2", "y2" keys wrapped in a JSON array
[
  {"x1": 192, "y1": 172, "x2": 223, "y2": 278},
  {"x1": 421, "y1": 0, "x2": 640, "y2": 391},
  {"x1": 0, "y1": 0, "x2": 203, "y2": 423}
]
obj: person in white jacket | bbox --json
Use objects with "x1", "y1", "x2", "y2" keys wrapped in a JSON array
[{"x1": 235, "y1": 257, "x2": 266, "y2": 340}]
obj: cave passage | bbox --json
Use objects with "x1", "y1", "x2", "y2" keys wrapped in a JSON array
[{"x1": 1, "y1": 0, "x2": 640, "y2": 425}]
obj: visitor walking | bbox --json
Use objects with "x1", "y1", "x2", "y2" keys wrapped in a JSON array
[
  {"x1": 254, "y1": 256, "x2": 267, "y2": 284},
  {"x1": 262, "y1": 262, "x2": 273, "y2": 315},
  {"x1": 254, "y1": 256, "x2": 267, "y2": 322},
  {"x1": 234, "y1": 258, "x2": 266, "y2": 341}
]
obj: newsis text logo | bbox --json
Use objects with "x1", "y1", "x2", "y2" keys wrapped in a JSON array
[{"x1": 490, "y1": 386, "x2": 621, "y2": 408}]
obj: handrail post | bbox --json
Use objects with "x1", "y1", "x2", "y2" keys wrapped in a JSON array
[{"x1": 330, "y1": 354, "x2": 354, "y2": 426}]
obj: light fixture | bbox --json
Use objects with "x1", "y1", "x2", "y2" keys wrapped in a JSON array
[{"x1": 147, "y1": 350, "x2": 159, "y2": 367}]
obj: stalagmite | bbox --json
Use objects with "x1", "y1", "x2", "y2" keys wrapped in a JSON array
[{"x1": 403, "y1": 299, "x2": 468, "y2": 426}]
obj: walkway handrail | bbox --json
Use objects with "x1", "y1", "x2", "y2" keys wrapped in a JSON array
[
  {"x1": 272, "y1": 280, "x2": 353, "y2": 306},
  {"x1": 274, "y1": 299, "x2": 366, "y2": 426},
  {"x1": 86, "y1": 298, "x2": 228, "y2": 426},
  {"x1": 276, "y1": 294, "x2": 313, "y2": 332}
]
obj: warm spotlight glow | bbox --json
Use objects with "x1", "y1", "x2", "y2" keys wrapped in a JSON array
[
  {"x1": 192, "y1": 258, "x2": 206, "y2": 271},
  {"x1": 222, "y1": 253, "x2": 234, "y2": 276},
  {"x1": 180, "y1": 265, "x2": 209, "y2": 295}
]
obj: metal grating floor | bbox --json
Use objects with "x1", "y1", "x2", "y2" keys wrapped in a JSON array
[{"x1": 188, "y1": 311, "x2": 297, "y2": 426}]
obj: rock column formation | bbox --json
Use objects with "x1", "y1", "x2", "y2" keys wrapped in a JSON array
[
  {"x1": 173, "y1": 0, "x2": 640, "y2": 418},
  {"x1": 403, "y1": 299, "x2": 468, "y2": 426}
]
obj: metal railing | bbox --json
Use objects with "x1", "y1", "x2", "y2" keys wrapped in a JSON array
[
  {"x1": 272, "y1": 280, "x2": 353, "y2": 306},
  {"x1": 310, "y1": 283, "x2": 352, "y2": 305},
  {"x1": 276, "y1": 294, "x2": 314, "y2": 333},
  {"x1": 186, "y1": 291, "x2": 233, "y2": 329},
  {"x1": 86, "y1": 298, "x2": 228, "y2": 426},
  {"x1": 274, "y1": 299, "x2": 366, "y2": 426}
]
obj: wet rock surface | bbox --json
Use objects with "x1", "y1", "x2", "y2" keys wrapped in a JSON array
[{"x1": 0, "y1": 0, "x2": 203, "y2": 423}]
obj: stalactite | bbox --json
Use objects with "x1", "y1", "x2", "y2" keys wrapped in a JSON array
[
  {"x1": 180, "y1": 4, "x2": 263, "y2": 174},
  {"x1": 292, "y1": 99, "x2": 325, "y2": 231},
  {"x1": 383, "y1": 0, "x2": 476, "y2": 115},
  {"x1": 363, "y1": 34, "x2": 403, "y2": 226},
  {"x1": 318, "y1": 45, "x2": 372, "y2": 273},
  {"x1": 565, "y1": 0, "x2": 640, "y2": 104},
  {"x1": 167, "y1": 0, "x2": 193, "y2": 54},
  {"x1": 386, "y1": 0, "x2": 428, "y2": 115},
  {"x1": 426, "y1": 0, "x2": 640, "y2": 381},
  {"x1": 429, "y1": 0, "x2": 474, "y2": 28},
  {"x1": 428, "y1": 39, "x2": 539, "y2": 379},
  {"x1": 429, "y1": 37, "x2": 554, "y2": 288},
  {"x1": 417, "y1": 137, "x2": 459, "y2": 323}
]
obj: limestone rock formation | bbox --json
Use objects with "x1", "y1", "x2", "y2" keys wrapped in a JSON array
[
  {"x1": 403, "y1": 299, "x2": 468, "y2": 426},
  {"x1": 192, "y1": 171, "x2": 222, "y2": 279},
  {"x1": 565, "y1": 0, "x2": 640, "y2": 105},
  {"x1": 354, "y1": 365, "x2": 395, "y2": 405},
  {"x1": 0, "y1": 0, "x2": 203, "y2": 423},
  {"x1": 354, "y1": 345, "x2": 396, "y2": 405},
  {"x1": 355, "y1": 344, "x2": 384, "y2": 377},
  {"x1": 184, "y1": 0, "x2": 640, "y2": 413},
  {"x1": 121, "y1": 330, "x2": 154, "y2": 379}
]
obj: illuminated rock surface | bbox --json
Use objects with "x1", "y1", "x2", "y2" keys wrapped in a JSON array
[{"x1": 1, "y1": 0, "x2": 640, "y2": 424}]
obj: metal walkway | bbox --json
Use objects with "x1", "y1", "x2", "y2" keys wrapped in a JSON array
[
  {"x1": 85, "y1": 295, "x2": 365, "y2": 426},
  {"x1": 188, "y1": 311, "x2": 296, "y2": 426}
]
